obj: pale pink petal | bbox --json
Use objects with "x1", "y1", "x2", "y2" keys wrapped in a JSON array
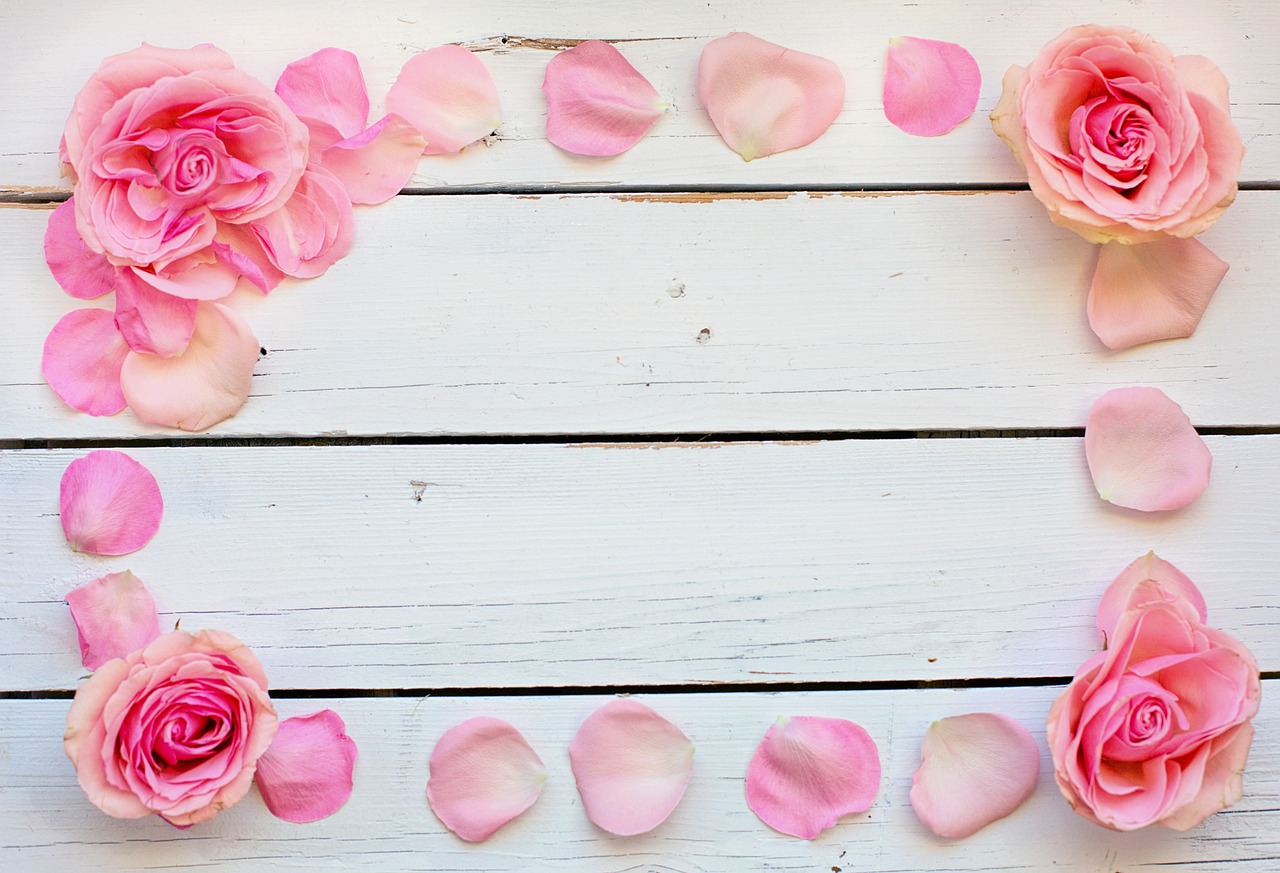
[
  {"x1": 883, "y1": 37, "x2": 981, "y2": 136},
  {"x1": 44, "y1": 199, "x2": 115, "y2": 300},
  {"x1": 543, "y1": 40, "x2": 666, "y2": 157},
  {"x1": 1088, "y1": 238, "x2": 1230, "y2": 350},
  {"x1": 1085, "y1": 387, "x2": 1212, "y2": 511},
  {"x1": 568, "y1": 699, "x2": 695, "y2": 836},
  {"x1": 114, "y1": 268, "x2": 198, "y2": 358},
  {"x1": 60, "y1": 450, "x2": 163, "y2": 556},
  {"x1": 212, "y1": 230, "x2": 285, "y2": 294},
  {"x1": 745, "y1": 715, "x2": 880, "y2": 839},
  {"x1": 249, "y1": 164, "x2": 354, "y2": 278},
  {"x1": 1096, "y1": 552, "x2": 1208, "y2": 644},
  {"x1": 698, "y1": 32, "x2": 845, "y2": 161},
  {"x1": 427, "y1": 717, "x2": 547, "y2": 842},
  {"x1": 387, "y1": 45, "x2": 502, "y2": 155},
  {"x1": 275, "y1": 48, "x2": 370, "y2": 139},
  {"x1": 65, "y1": 570, "x2": 162, "y2": 670},
  {"x1": 120, "y1": 302, "x2": 260, "y2": 432},
  {"x1": 128, "y1": 259, "x2": 240, "y2": 301},
  {"x1": 41, "y1": 308, "x2": 128, "y2": 416},
  {"x1": 909, "y1": 713, "x2": 1040, "y2": 839},
  {"x1": 256, "y1": 710, "x2": 358, "y2": 823},
  {"x1": 321, "y1": 115, "x2": 426, "y2": 205}
]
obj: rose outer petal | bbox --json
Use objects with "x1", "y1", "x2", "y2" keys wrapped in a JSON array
[
  {"x1": 114, "y1": 268, "x2": 199, "y2": 358},
  {"x1": 883, "y1": 37, "x2": 981, "y2": 136},
  {"x1": 42, "y1": 308, "x2": 129, "y2": 416},
  {"x1": 909, "y1": 713, "x2": 1040, "y2": 839},
  {"x1": 427, "y1": 717, "x2": 547, "y2": 842},
  {"x1": 387, "y1": 46, "x2": 501, "y2": 155},
  {"x1": 275, "y1": 48, "x2": 370, "y2": 140},
  {"x1": 65, "y1": 570, "x2": 163, "y2": 670},
  {"x1": 60, "y1": 449, "x2": 164, "y2": 556},
  {"x1": 1085, "y1": 386, "x2": 1212, "y2": 512},
  {"x1": 321, "y1": 115, "x2": 427, "y2": 205},
  {"x1": 1096, "y1": 552, "x2": 1209, "y2": 645},
  {"x1": 543, "y1": 40, "x2": 666, "y2": 157},
  {"x1": 44, "y1": 198, "x2": 116, "y2": 300},
  {"x1": 255, "y1": 710, "x2": 358, "y2": 823}
]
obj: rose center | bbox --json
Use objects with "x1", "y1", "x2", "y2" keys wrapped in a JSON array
[
  {"x1": 1069, "y1": 96, "x2": 1157, "y2": 192},
  {"x1": 152, "y1": 130, "x2": 226, "y2": 199}
]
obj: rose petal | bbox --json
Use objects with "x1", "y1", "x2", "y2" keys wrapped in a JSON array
[
  {"x1": 321, "y1": 115, "x2": 426, "y2": 205},
  {"x1": 1088, "y1": 236, "x2": 1230, "y2": 351},
  {"x1": 698, "y1": 32, "x2": 845, "y2": 161},
  {"x1": 60, "y1": 450, "x2": 163, "y2": 556},
  {"x1": 255, "y1": 710, "x2": 358, "y2": 823},
  {"x1": 1085, "y1": 386, "x2": 1212, "y2": 511},
  {"x1": 1096, "y1": 552, "x2": 1209, "y2": 645},
  {"x1": 44, "y1": 198, "x2": 116, "y2": 300},
  {"x1": 119, "y1": 302, "x2": 260, "y2": 432},
  {"x1": 128, "y1": 259, "x2": 240, "y2": 302},
  {"x1": 212, "y1": 230, "x2": 285, "y2": 294},
  {"x1": 883, "y1": 37, "x2": 981, "y2": 136},
  {"x1": 114, "y1": 268, "x2": 199, "y2": 358},
  {"x1": 387, "y1": 46, "x2": 501, "y2": 155},
  {"x1": 249, "y1": 164, "x2": 354, "y2": 278},
  {"x1": 543, "y1": 40, "x2": 666, "y2": 157},
  {"x1": 909, "y1": 713, "x2": 1040, "y2": 839},
  {"x1": 275, "y1": 48, "x2": 370, "y2": 140},
  {"x1": 745, "y1": 715, "x2": 880, "y2": 839},
  {"x1": 42, "y1": 308, "x2": 128, "y2": 416},
  {"x1": 568, "y1": 699, "x2": 695, "y2": 836},
  {"x1": 66, "y1": 570, "x2": 162, "y2": 670},
  {"x1": 427, "y1": 717, "x2": 547, "y2": 842}
]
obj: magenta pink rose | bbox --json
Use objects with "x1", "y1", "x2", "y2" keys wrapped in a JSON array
[
  {"x1": 1047, "y1": 554, "x2": 1260, "y2": 830},
  {"x1": 64, "y1": 629, "x2": 278, "y2": 827},
  {"x1": 991, "y1": 25, "x2": 1243, "y2": 244}
]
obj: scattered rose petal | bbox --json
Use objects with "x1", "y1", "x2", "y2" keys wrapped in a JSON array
[
  {"x1": 427, "y1": 717, "x2": 547, "y2": 842},
  {"x1": 60, "y1": 450, "x2": 164, "y2": 556},
  {"x1": 543, "y1": 40, "x2": 666, "y2": 156},
  {"x1": 66, "y1": 570, "x2": 162, "y2": 670},
  {"x1": 698, "y1": 32, "x2": 845, "y2": 161},
  {"x1": 1088, "y1": 238, "x2": 1230, "y2": 350},
  {"x1": 276, "y1": 48, "x2": 370, "y2": 140},
  {"x1": 44, "y1": 198, "x2": 115, "y2": 300},
  {"x1": 256, "y1": 710, "x2": 358, "y2": 823},
  {"x1": 114, "y1": 269, "x2": 199, "y2": 358},
  {"x1": 319, "y1": 115, "x2": 427, "y2": 205},
  {"x1": 1085, "y1": 387, "x2": 1212, "y2": 511},
  {"x1": 909, "y1": 713, "x2": 1040, "y2": 838},
  {"x1": 42, "y1": 308, "x2": 129, "y2": 416},
  {"x1": 120, "y1": 302, "x2": 260, "y2": 432},
  {"x1": 387, "y1": 46, "x2": 501, "y2": 155},
  {"x1": 1096, "y1": 551, "x2": 1208, "y2": 646},
  {"x1": 569, "y1": 699, "x2": 694, "y2": 836},
  {"x1": 883, "y1": 37, "x2": 981, "y2": 136},
  {"x1": 745, "y1": 715, "x2": 880, "y2": 839}
]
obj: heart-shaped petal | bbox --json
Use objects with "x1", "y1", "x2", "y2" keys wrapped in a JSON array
[
  {"x1": 42, "y1": 308, "x2": 129, "y2": 416},
  {"x1": 60, "y1": 450, "x2": 163, "y2": 556},
  {"x1": 883, "y1": 37, "x2": 981, "y2": 136},
  {"x1": 1096, "y1": 552, "x2": 1208, "y2": 645},
  {"x1": 387, "y1": 46, "x2": 501, "y2": 155},
  {"x1": 276, "y1": 48, "x2": 370, "y2": 140},
  {"x1": 543, "y1": 40, "x2": 666, "y2": 156},
  {"x1": 44, "y1": 198, "x2": 116, "y2": 300},
  {"x1": 66, "y1": 570, "x2": 162, "y2": 670},
  {"x1": 427, "y1": 717, "x2": 547, "y2": 842},
  {"x1": 256, "y1": 710, "x2": 359, "y2": 823}
]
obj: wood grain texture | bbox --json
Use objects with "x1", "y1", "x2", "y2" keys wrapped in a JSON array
[
  {"x1": 3, "y1": 438, "x2": 1275, "y2": 692},
  {"x1": 1, "y1": 685, "x2": 1276, "y2": 872},
  {"x1": 2, "y1": 0, "x2": 1277, "y2": 193}
]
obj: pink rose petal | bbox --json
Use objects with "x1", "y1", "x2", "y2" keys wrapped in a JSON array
[
  {"x1": 42, "y1": 308, "x2": 129, "y2": 416},
  {"x1": 44, "y1": 198, "x2": 116, "y2": 300},
  {"x1": 120, "y1": 302, "x2": 260, "y2": 432},
  {"x1": 127, "y1": 259, "x2": 240, "y2": 302},
  {"x1": 909, "y1": 713, "x2": 1040, "y2": 839},
  {"x1": 745, "y1": 715, "x2": 880, "y2": 839},
  {"x1": 543, "y1": 40, "x2": 666, "y2": 157},
  {"x1": 276, "y1": 48, "x2": 370, "y2": 140},
  {"x1": 60, "y1": 450, "x2": 163, "y2": 556},
  {"x1": 255, "y1": 710, "x2": 358, "y2": 823},
  {"x1": 1088, "y1": 238, "x2": 1230, "y2": 350},
  {"x1": 1096, "y1": 552, "x2": 1209, "y2": 645},
  {"x1": 427, "y1": 717, "x2": 547, "y2": 842},
  {"x1": 387, "y1": 46, "x2": 502, "y2": 155},
  {"x1": 320, "y1": 115, "x2": 426, "y2": 205},
  {"x1": 250, "y1": 164, "x2": 354, "y2": 278},
  {"x1": 212, "y1": 231, "x2": 285, "y2": 294},
  {"x1": 698, "y1": 32, "x2": 845, "y2": 161},
  {"x1": 568, "y1": 699, "x2": 695, "y2": 836},
  {"x1": 66, "y1": 570, "x2": 163, "y2": 670},
  {"x1": 1085, "y1": 386, "x2": 1212, "y2": 512},
  {"x1": 883, "y1": 37, "x2": 981, "y2": 136},
  {"x1": 114, "y1": 268, "x2": 199, "y2": 358}
]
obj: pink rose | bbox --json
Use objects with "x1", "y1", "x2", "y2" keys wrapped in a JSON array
[
  {"x1": 991, "y1": 25, "x2": 1243, "y2": 244},
  {"x1": 1047, "y1": 554, "x2": 1260, "y2": 830},
  {"x1": 64, "y1": 629, "x2": 279, "y2": 827}
]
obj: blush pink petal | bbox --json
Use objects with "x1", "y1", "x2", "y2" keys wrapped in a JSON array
[
  {"x1": 120, "y1": 302, "x2": 260, "y2": 432},
  {"x1": 1085, "y1": 386, "x2": 1212, "y2": 512},
  {"x1": 427, "y1": 717, "x2": 547, "y2": 842},
  {"x1": 114, "y1": 268, "x2": 199, "y2": 358},
  {"x1": 42, "y1": 308, "x2": 129, "y2": 416},
  {"x1": 60, "y1": 450, "x2": 163, "y2": 556},
  {"x1": 1088, "y1": 238, "x2": 1230, "y2": 350},
  {"x1": 568, "y1": 699, "x2": 695, "y2": 836},
  {"x1": 45, "y1": 199, "x2": 116, "y2": 300},
  {"x1": 745, "y1": 715, "x2": 880, "y2": 839},
  {"x1": 698, "y1": 32, "x2": 845, "y2": 161},
  {"x1": 543, "y1": 40, "x2": 666, "y2": 157},
  {"x1": 883, "y1": 37, "x2": 981, "y2": 136},
  {"x1": 1096, "y1": 552, "x2": 1209, "y2": 645},
  {"x1": 909, "y1": 713, "x2": 1040, "y2": 839},
  {"x1": 275, "y1": 48, "x2": 370, "y2": 140},
  {"x1": 65, "y1": 570, "x2": 163, "y2": 670},
  {"x1": 127, "y1": 259, "x2": 240, "y2": 302},
  {"x1": 250, "y1": 164, "x2": 354, "y2": 278},
  {"x1": 255, "y1": 710, "x2": 358, "y2": 823},
  {"x1": 212, "y1": 230, "x2": 285, "y2": 294},
  {"x1": 320, "y1": 115, "x2": 426, "y2": 205},
  {"x1": 387, "y1": 46, "x2": 501, "y2": 155}
]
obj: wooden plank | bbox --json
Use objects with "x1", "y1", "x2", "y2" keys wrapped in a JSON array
[
  {"x1": 2, "y1": 0, "x2": 1277, "y2": 192},
  {"x1": 1, "y1": 685, "x2": 1276, "y2": 871},
  {"x1": 4, "y1": 191, "x2": 1278, "y2": 439},
  {"x1": 3, "y1": 437, "x2": 1275, "y2": 692}
]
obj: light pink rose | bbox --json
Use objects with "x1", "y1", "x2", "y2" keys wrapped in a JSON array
[
  {"x1": 64, "y1": 629, "x2": 279, "y2": 827},
  {"x1": 1047, "y1": 554, "x2": 1260, "y2": 830},
  {"x1": 991, "y1": 25, "x2": 1243, "y2": 244}
]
